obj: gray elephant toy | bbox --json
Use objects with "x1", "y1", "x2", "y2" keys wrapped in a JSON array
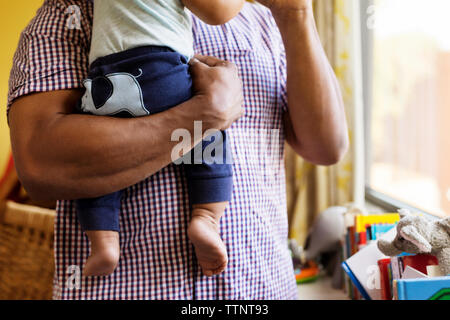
[{"x1": 377, "y1": 209, "x2": 450, "y2": 276}]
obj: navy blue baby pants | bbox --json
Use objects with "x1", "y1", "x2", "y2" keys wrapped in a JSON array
[{"x1": 76, "y1": 46, "x2": 233, "y2": 232}]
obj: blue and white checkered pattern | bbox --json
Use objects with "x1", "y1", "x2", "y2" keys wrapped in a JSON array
[{"x1": 8, "y1": 0, "x2": 298, "y2": 300}]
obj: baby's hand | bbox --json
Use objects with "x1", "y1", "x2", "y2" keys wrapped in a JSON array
[
  {"x1": 255, "y1": 0, "x2": 313, "y2": 13},
  {"x1": 183, "y1": 0, "x2": 245, "y2": 25}
]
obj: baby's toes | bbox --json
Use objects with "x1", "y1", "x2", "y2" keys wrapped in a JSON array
[
  {"x1": 202, "y1": 260, "x2": 228, "y2": 277},
  {"x1": 216, "y1": 262, "x2": 227, "y2": 274},
  {"x1": 203, "y1": 269, "x2": 215, "y2": 277}
]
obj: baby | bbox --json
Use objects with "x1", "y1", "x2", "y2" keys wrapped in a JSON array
[{"x1": 76, "y1": 0, "x2": 245, "y2": 277}]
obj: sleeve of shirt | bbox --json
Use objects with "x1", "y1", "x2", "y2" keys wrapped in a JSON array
[
  {"x1": 7, "y1": 0, "x2": 93, "y2": 115},
  {"x1": 266, "y1": 8, "x2": 288, "y2": 112},
  {"x1": 279, "y1": 42, "x2": 287, "y2": 112}
]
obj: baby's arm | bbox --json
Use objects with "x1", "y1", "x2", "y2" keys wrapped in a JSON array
[{"x1": 182, "y1": 0, "x2": 245, "y2": 25}]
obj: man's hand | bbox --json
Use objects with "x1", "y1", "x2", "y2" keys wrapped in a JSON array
[{"x1": 189, "y1": 55, "x2": 244, "y2": 131}]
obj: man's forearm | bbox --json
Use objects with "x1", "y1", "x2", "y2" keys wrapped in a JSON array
[
  {"x1": 274, "y1": 9, "x2": 349, "y2": 165},
  {"x1": 9, "y1": 55, "x2": 243, "y2": 202},
  {"x1": 10, "y1": 91, "x2": 209, "y2": 201}
]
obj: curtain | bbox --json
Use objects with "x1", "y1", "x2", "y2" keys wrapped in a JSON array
[{"x1": 286, "y1": 0, "x2": 365, "y2": 246}]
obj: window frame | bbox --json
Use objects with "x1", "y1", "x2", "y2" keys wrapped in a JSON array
[{"x1": 360, "y1": 0, "x2": 442, "y2": 219}]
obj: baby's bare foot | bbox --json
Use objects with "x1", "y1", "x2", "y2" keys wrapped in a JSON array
[
  {"x1": 84, "y1": 231, "x2": 120, "y2": 277},
  {"x1": 188, "y1": 209, "x2": 228, "y2": 277}
]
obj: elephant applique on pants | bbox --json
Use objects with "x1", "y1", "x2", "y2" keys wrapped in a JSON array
[{"x1": 80, "y1": 69, "x2": 150, "y2": 117}]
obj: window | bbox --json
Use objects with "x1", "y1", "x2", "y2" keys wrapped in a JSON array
[{"x1": 362, "y1": 0, "x2": 450, "y2": 217}]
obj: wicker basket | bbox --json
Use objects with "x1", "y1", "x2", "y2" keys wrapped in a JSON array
[{"x1": 0, "y1": 201, "x2": 55, "y2": 300}]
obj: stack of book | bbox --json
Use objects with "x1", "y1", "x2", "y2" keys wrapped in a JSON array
[
  {"x1": 341, "y1": 212, "x2": 450, "y2": 300},
  {"x1": 342, "y1": 212, "x2": 399, "y2": 299}
]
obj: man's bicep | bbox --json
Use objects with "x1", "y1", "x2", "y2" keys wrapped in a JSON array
[
  {"x1": 8, "y1": 90, "x2": 85, "y2": 199},
  {"x1": 9, "y1": 90, "x2": 84, "y2": 168},
  {"x1": 9, "y1": 90, "x2": 84, "y2": 131}
]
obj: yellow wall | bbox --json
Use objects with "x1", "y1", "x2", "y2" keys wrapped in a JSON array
[{"x1": 0, "y1": 0, "x2": 44, "y2": 173}]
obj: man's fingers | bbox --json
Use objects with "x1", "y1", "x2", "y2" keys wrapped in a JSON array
[
  {"x1": 188, "y1": 57, "x2": 210, "y2": 76},
  {"x1": 194, "y1": 54, "x2": 230, "y2": 67},
  {"x1": 191, "y1": 55, "x2": 238, "y2": 74},
  {"x1": 194, "y1": 54, "x2": 221, "y2": 66},
  {"x1": 188, "y1": 57, "x2": 201, "y2": 66},
  {"x1": 188, "y1": 52, "x2": 243, "y2": 131}
]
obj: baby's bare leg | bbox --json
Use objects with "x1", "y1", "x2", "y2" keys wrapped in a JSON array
[
  {"x1": 187, "y1": 202, "x2": 228, "y2": 277},
  {"x1": 83, "y1": 231, "x2": 120, "y2": 276}
]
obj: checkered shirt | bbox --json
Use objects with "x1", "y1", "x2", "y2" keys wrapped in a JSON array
[{"x1": 7, "y1": 0, "x2": 298, "y2": 300}]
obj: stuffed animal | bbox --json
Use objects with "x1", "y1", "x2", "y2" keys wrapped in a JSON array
[
  {"x1": 303, "y1": 206, "x2": 348, "y2": 288},
  {"x1": 377, "y1": 209, "x2": 450, "y2": 276},
  {"x1": 303, "y1": 206, "x2": 347, "y2": 261}
]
